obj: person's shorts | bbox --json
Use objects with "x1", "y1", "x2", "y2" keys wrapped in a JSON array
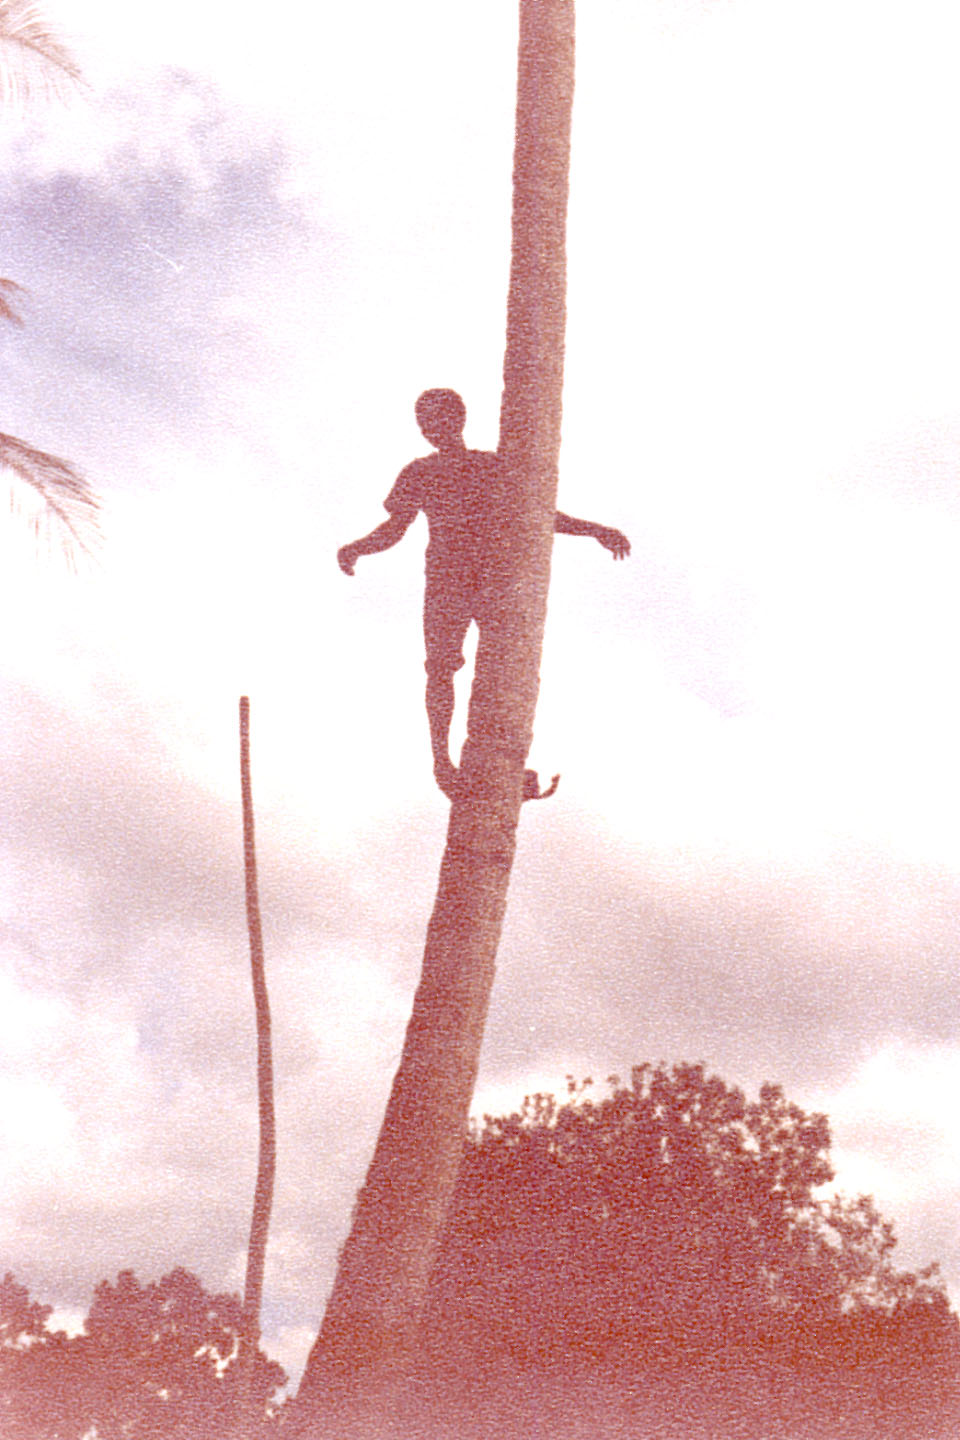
[{"x1": 423, "y1": 572, "x2": 487, "y2": 675}]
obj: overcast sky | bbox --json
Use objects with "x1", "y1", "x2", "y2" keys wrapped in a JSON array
[{"x1": 3, "y1": 0, "x2": 960, "y2": 1386}]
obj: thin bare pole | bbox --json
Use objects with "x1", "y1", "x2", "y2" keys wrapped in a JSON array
[{"x1": 239, "y1": 695, "x2": 276, "y2": 1432}]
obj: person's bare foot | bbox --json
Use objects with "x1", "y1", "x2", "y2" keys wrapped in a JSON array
[
  {"x1": 433, "y1": 758, "x2": 460, "y2": 800},
  {"x1": 523, "y1": 769, "x2": 560, "y2": 801},
  {"x1": 435, "y1": 762, "x2": 559, "y2": 802}
]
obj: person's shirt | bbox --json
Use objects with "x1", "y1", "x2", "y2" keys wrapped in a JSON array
[{"x1": 383, "y1": 448, "x2": 506, "y2": 582}]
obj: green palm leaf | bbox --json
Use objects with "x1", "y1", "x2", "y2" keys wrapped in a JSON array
[
  {"x1": 0, "y1": 278, "x2": 23, "y2": 326},
  {"x1": 0, "y1": 432, "x2": 100, "y2": 560},
  {"x1": 0, "y1": 0, "x2": 82, "y2": 106},
  {"x1": 0, "y1": 8, "x2": 93, "y2": 562}
]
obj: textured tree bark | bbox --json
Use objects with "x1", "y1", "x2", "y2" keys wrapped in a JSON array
[{"x1": 291, "y1": 3, "x2": 575, "y2": 1432}]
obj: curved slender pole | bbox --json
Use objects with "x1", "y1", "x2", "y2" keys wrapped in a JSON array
[{"x1": 239, "y1": 695, "x2": 276, "y2": 1434}]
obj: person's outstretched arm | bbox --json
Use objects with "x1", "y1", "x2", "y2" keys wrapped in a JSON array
[
  {"x1": 338, "y1": 512, "x2": 414, "y2": 575},
  {"x1": 555, "y1": 510, "x2": 630, "y2": 559}
]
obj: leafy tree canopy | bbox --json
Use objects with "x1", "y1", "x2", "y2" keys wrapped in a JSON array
[
  {"x1": 0, "y1": 1267, "x2": 285, "y2": 1440},
  {"x1": 411, "y1": 1064, "x2": 960, "y2": 1438},
  {"x1": 426, "y1": 1063, "x2": 955, "y2": 1366}
]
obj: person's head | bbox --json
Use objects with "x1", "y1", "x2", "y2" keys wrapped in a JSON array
[{"x1": 415, "y1": 388, "x2": 466, "y2": 448}]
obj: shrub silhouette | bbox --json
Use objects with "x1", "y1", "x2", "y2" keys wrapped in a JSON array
[
  {"x1": 418, "y1": 1064, "x2": 960, "y2": 1438},
  {"x1": 0, "y1": 1267, "x2": 286, "y2": 1440}
]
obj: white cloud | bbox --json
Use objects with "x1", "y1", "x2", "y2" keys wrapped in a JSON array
[{"x1": 808, "y1": 1042, "x2": 960, "y2": 1297}]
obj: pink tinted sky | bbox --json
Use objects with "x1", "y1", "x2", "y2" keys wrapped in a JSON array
[{"x1": 2, "y1": 0, "x2": 960, "y2": 1384}]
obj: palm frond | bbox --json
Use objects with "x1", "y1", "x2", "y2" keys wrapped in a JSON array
[
  {"x1": 0, "y1": 431, "x2": 100, "y2": 561},
  {"x1": 0, "y1": 0, "x2": 82, "y2": 107},
  {"x1": 0, "y1": 278, "x2": 24, "y2": 326}
]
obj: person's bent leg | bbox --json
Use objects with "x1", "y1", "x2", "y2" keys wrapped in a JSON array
[
  {"x1": 425, "y1": 668, "x2": 459, "y2": 798},
  {"x1": 423, "y1": 579, "x2": 472, "y2": 799}
]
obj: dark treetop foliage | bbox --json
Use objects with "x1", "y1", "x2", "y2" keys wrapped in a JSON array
[
  {"x1": 4, "y1": 1066, "x2": 958, "y2": 1440},
  {"x1": 418, "y1": 1063, "x2": 960, "y2": 1438},
  {"x1": 0, "y1": 1267, "x2": 286, "y2": 1440}
]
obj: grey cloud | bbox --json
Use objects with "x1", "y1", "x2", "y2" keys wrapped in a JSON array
[
  {"x1": 2, "y1": 682, "x2": 348, "y2": 942},
  {"x1": 0, "y1": 680, "x2": 432, "y2": 1327},
  {"x1": 5, "y1": 683, "x2": 960, "y2": 1372},
  {"x1": 488, "y1": 819, "x2": 960, "y2": 1098},
  {"x1": 0, "y1": 69, "x2": 318, "y2": 461},
  {"x1": 482, "y1": 821, "x2": 960, "y2": 1311}
]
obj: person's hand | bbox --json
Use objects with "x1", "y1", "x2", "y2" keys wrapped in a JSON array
[
  {"x1": 337, "y1": 544, "x2": 359, "y2": 575},
  {"x1": 597, "y1": 527, "x2": 630, "y2": 560}
]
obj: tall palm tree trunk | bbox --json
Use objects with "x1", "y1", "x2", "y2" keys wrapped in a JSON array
[
  {"x1": 292, "y1": 2, "x2": 575, "y2": 1432},
  {"x1": 239, "y1": 696, "x2": 276, "y2": 1437}
]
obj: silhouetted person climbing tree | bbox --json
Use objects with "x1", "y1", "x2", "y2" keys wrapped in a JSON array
[
  {"x1": 291, "y1": 3, "x2": 583, "y2": 1435},
  {"x1": 338, "y1": 387, "x2": 628, "y2": 798}
]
